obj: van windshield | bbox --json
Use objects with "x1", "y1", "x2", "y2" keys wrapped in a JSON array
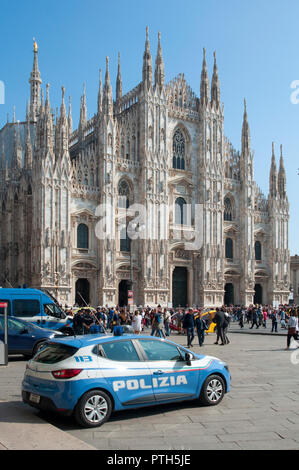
[{"x1": 44, "y1": 304, "x2": 65, "y2": 319}]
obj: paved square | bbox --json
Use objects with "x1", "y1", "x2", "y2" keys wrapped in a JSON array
[{"x1": 1, "y1": 325, "x2": 299, "y2": 450}]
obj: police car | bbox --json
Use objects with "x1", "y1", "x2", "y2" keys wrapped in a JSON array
[{"x1": 22, "y1": 333, "x2": 230, "y2": 428}]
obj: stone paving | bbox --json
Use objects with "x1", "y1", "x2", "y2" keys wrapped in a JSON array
[{"x1": 1, "y1": 323, "x2": 299, "y2": 450}]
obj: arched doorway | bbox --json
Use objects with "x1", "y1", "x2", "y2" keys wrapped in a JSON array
[
  {"x1": 118, "y1": 280, "x2": 132, "y2": 307},
  {"x1": 172, "y1": 267, "x2": 188, "y2": 308},
  {"x1": 224, "y1": 283, "x2": 234, "y2": 306},
  {"x1": 75, "y1": 278, "x2": 90, "y2": 306},
  {"x1": 254, "y1": 284, "x2": 263, "y2": 305}
]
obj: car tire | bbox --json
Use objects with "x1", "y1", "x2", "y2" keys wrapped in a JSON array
[
  {"x1": 199, "y1": 374, "x2": 225, "y2": 406},
  {"x1": 74, "y1": 390, "x2": 112, "y2": 428}
]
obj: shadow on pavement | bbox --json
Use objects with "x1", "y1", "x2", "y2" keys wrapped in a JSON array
[
  {"x1": 0, "y1": 400, "x2": 43, "y2": 424},
  {"x1": 42, "y1": 399, "x2": 203, "y2": 431}
]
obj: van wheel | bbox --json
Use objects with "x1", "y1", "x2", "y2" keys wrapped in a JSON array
[
  {"x1": 74, "y1": 390, "x2": 112, "y2": 428},
  {"x1": 199, "y1": 374, "x2": 225, "y2": 406}
]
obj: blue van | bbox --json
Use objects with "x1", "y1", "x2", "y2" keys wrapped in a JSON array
[{"x1": 0, "y1": 288, "x2": 73, "y2": 334}]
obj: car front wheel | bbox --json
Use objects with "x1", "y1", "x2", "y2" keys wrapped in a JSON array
[
  {"x1": 199, "y1": 374, "x2": 225, "y2": 406},
  {"x1": 74, "y1": 390, "x2": 112, "y2": 428}
]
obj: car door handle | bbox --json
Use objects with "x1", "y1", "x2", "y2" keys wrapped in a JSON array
[{"x1": 153, "y1": 370, "x2": 164, "y2": 375}]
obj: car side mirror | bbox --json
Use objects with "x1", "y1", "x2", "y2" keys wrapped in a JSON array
[
  {"x1": 20, "y1": 328, "x2": 29, "y2": 335},
  {"x1": 185, "y1": 352, "x2": 193, "y2": 366}
]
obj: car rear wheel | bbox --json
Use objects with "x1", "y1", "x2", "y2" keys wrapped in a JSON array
[
  {"x1": 199, "y1": 374, "x2": 225, "y2": 406},
  {"x1": 74, "y1": 390, "x2": 112, "y2": 428}
]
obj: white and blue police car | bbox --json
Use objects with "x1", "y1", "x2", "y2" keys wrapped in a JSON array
[{"x1": 22, "y1": 332, "x2": 231, "y2": 428}]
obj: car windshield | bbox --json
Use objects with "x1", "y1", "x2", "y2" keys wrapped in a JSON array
[{"x1": 34, "y1": 343, "x2": 78, "y2": 364}]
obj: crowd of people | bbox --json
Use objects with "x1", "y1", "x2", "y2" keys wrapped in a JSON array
[
  {"x1": 63, "y1": 303, "x2": 299, "y2": 350},
  {"x1": 225, "y1": 304, "x2": 299, "y2": 349},
  {"x1": 63, "y1": 304, "x2": 230, "y2": 348}
]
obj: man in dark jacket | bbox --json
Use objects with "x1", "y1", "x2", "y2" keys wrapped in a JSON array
[
  {"x1": 250, "y1": 308, "x2": 259, "y2": 329},
  {"x1": 73, "y1": 309, "x2": 84, "y2": 335},
  {"x1": 195, "y1": 312, "x2": 207, "y2": 347},
  {"x1": 213, "y1": 308, "x2": 229, "y2": 345},
  {"x1": 183, "y1": 309, "x2": 195, "y2": 348}
]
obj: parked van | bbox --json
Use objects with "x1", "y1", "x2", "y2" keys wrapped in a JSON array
[{"x1": 0, "y1": 288, "x2": 73, "y2": 334}]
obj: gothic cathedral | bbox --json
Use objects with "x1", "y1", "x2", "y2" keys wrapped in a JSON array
[{"x1": 0, "y1": 30, "x2": 290, "y2": 308}]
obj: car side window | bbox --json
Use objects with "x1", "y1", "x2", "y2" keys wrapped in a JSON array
[
  {"x1": 138, "y1": 340, "x2": 183, "y2": 361},
  {"x1": 101, "y1": 340, "x2": 140, "y2": 362},
  {"x1": 7, "y1": 318, "x2": 26, "y2": 333}
]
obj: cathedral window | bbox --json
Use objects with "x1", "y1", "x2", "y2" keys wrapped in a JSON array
[
  {"x1": 175, "y1": 197, "x2": 187, "y2": 225},
  {"x1": 132, "y1": 136, "x2": 136, "y2": 160},
  {"x1": 126, "y1": 140, "x2": 130, "y2": 160},
  {"x1": 118, "y1": 179, "x2": 130, "y2": 209},
  {"x1": 77, "y1": 223, "x2": 89, "y2": 250},
  {"x1": 173, "y1": 129, "x2": 186, "y2": 170},
  {"x1": 225, "y1": 238, "x2": 233, "y2": 260},
  {"x1": 224, "y1": 197, "x2": 233, "y2": 221},
  {"x1": 255, "y1": 241, "x2": 262, "y2": 261},
  {"x1": 120, "y1": 226, "x2": 131, "y2": 252}
]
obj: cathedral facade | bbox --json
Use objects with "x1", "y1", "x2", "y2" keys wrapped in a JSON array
[{"x1": 0, "y1": 30, "x2": 290, "y2": 308}]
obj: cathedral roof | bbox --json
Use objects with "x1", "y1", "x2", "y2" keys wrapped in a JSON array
[
  {"x1": 0, "y1": 122, "x2": 36, "y2": 168},
  {"x1": 166, "y1": 73, "x2": 199, "y2": 111}
]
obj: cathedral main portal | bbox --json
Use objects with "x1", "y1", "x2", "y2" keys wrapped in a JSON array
[
  {"x1": 172, "y1": 267, "x2": 188, "y2": 308},
  {"x1": 75, "y1": 278, "x2": 90, "y2": 306}
]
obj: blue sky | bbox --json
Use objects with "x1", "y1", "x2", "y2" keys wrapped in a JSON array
[{"x1": 1, "y1": 0, "x2": 299, "y2": 254}]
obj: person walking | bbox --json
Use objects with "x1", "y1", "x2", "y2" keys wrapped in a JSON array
[
  {"x1": 285, "y1": 310, "x2": 298, "y2": 350},
  {"x1": 111, "y1": 309, "x2": 120, "y2": 332},
  {"x1": 262, "y1": 308, "x2": 268, "y2": 328},
  {"x1": 132, "y1": 310, "x2": 142, "y2": 334},
  {"x1": 183, "y1": 309, "x2": 195, "y2": 348},
  {"x1": 163, "y1": 309, "x2": 171, "y2": 337},
  {"x1": 222, "y1": 311, "x2": 230, "y2": 345},
  {"x1": 250, "y1": 308, "x2": 259, "y2": 329},
  {"x1": 271, "y1": 310, "x2": 278, "y2": 333},
  {"x1": 214, "y1": 308, "x2": 230, "y2": 345},
  {"x1": 239, "y1": 308, "x2": 245, "y2": 329},
  {"x1": 213, "y1": 308, "x2": 226, "y2": 345},
  {"x1": 280, "y1": 308, "x2": 287, "y2": 329},
  {"x1": 151, "y1": 309, "x2": 165, "y2": 338},
  {"x1": 195, "y1": 312, "x2": 207, "y2": 347}
]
